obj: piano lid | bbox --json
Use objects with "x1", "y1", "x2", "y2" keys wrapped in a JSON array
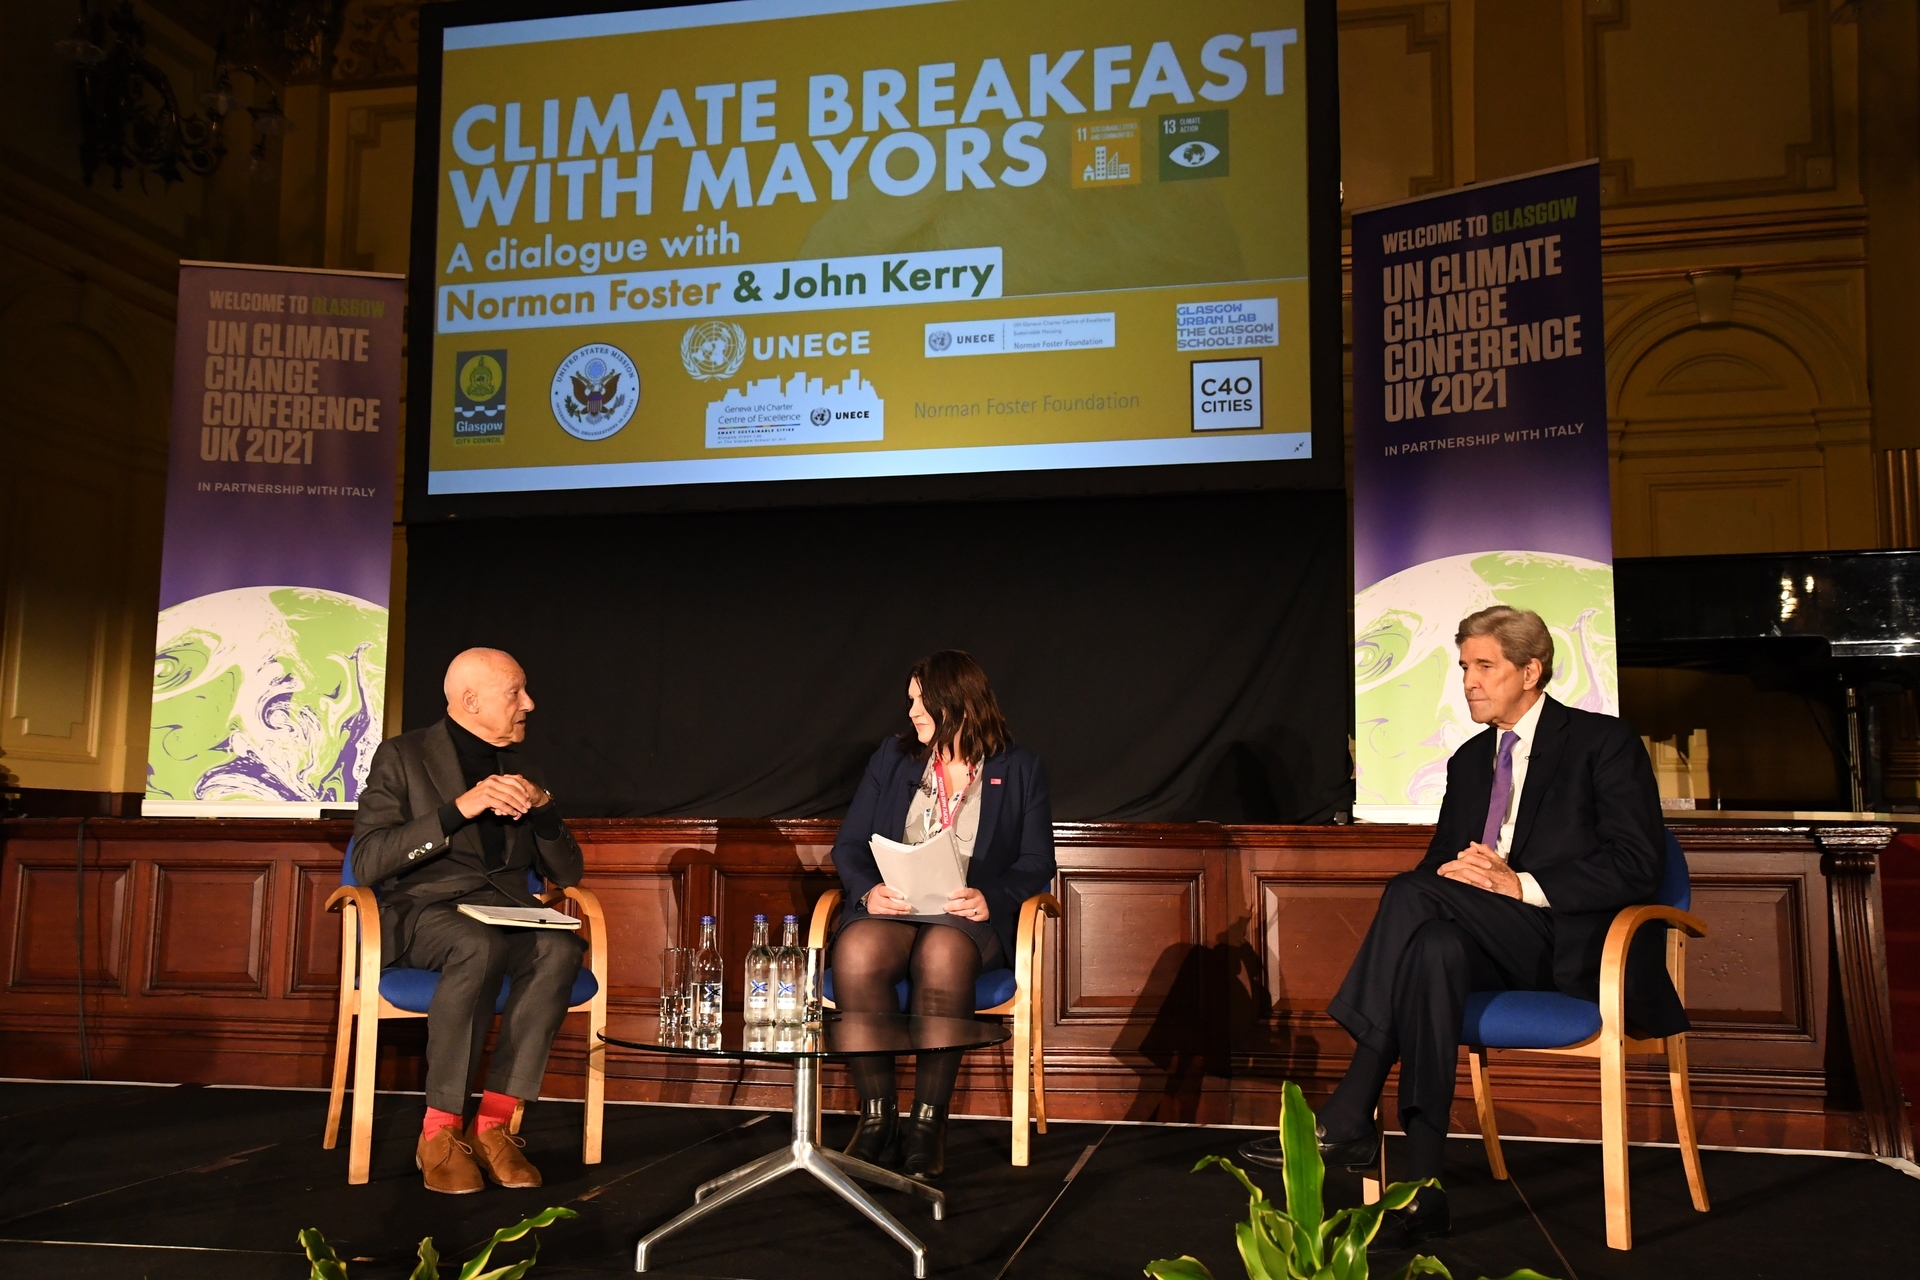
[{"x1": 1616, "y1": 550, "x2": 1920, "y2": 664}]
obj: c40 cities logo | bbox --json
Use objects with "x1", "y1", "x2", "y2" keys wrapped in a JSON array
[
  {"x1": 453, "y1": 350, "x2": 507, "y2": 444},
  {"x1": 551, "y1": 344, "x2": 639, "y2": 441}
]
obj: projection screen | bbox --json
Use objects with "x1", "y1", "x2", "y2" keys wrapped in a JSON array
[{"x1": 410, "y1": 0, "x2": 1337, "y2": 514}]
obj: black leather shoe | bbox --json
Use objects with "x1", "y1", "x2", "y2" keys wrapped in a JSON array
[
  {"x1": 1369, "y1": 1186, "x2": 1450, "y2": 1252},
  {"x1": 844, "y1": 1098, "x2": 899, "y2": 1167},
  {"x1": 1236, "y1": 1136, "x2": 1285, "y2": 1170},
  {"x1": 1317, "y1": 1122, "x2": 1382, "y2": 1173},
  {"x1": 899, "y1": 1102, "x2": 948, "y2": 1181}
]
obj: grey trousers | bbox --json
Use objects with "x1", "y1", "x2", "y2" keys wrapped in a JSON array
[{"x1": 398, "y1": 902, "x2": 587, "y2": 1114}]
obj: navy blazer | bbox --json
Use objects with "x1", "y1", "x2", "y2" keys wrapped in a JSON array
[
  {"x1": 831, "y1": 736, "x2": 1057, "y2": 962},
  {"x1": 1421, "y1": 694, "x2": 1688, "y2": 1036}
]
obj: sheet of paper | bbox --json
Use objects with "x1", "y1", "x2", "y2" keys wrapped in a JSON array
[
  {"x1": 870, "y1": 831, "x2": 967, "y2": 914},
  {"x1": 455, "y1": 903, "x2": 582, "y2": 929}
]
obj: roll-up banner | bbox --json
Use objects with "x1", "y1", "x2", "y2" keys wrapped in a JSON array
[
  {"x1": 144, "y1": 262, "x2": 405, "y2": 818},
  {"x1": 1350, "y1": 160, "x2": 1613, "y2": 822}
]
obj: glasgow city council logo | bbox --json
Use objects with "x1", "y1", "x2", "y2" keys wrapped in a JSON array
[
  {"x1": 453, "y1": 349, "x2": 507, "y2": 442},
  {"x1": 550, "y1": 344, "x2": 638, "y2": 441},
  {"x1": 680, "y1": 321, "x2": 747, "y2": 381}
]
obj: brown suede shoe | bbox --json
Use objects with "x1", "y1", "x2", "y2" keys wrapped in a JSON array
[
  {"x1": 416, "y1": 1128, "x2": 484, "y2": 1194},
  {"x1": 468, "y1": 1124, "x2": 543, "y2": 1188}
]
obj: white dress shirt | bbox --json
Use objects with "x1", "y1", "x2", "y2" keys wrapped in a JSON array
[{"x1": 1489, "y1": 694, "x2": 1551, "y2": 909}]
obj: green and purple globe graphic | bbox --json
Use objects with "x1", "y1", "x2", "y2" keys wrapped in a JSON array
[
  {"x1": 1354, "y1": 551, "x2": 1617, "y2": 810},
  {"x1": 148, "y1": 586, "x2": 387, "y2": 805}
]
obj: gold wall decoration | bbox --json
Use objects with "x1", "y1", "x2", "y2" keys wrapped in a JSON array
[
  {"x1": 1337, "y1": 3, "x2": 1454, "y2": 211},
  {"x1": 1585, "y1": 0, "x2": 1836, "y2": 206}
]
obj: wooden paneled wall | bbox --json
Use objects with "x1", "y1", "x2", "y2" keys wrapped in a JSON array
[{"x1": 1, "y1": 817, "x2": 1909, "y2": 1159}]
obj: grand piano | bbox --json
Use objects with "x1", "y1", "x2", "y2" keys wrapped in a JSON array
[{"x1": 1615, "y1": 550, "x2": 1920, "y2": 811}]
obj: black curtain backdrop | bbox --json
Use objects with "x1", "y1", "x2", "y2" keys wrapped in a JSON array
[{"x1": 403, "y1": 489, "x2": 1351, "y2": 822}]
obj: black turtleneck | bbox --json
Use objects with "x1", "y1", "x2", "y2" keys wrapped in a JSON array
[{"x1": 436, "y1": 717, "x2": 561, "y2": 867}]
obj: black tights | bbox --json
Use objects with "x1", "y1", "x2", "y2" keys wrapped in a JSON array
[{"x1": 833, "y1": 919, "x2": 988, "y2": 1108}]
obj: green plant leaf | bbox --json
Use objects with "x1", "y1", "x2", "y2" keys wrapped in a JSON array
[
  {"x1": 454, "y1": 1207, "x2": 579, "y2": 1280},
  {"x1": 1318, "y1": 1206, "x2": 1357, "y2": 1247},
  {"x1": 468, "y1": 1235, "x2": 544, "y2": 1280},
  {"x1": 1382, "y1": 1256, "x2": 1453, "y2": 1280},
  {"x1": 1144, "y1": 1257, "x2": 1216, "y2": 1280},
  {"x1": 1478, "y1": 1271, "x2": 1558, "y2": 1280},
  {"x1": 299, "y1": 1228, "x2": 350, "y2": 1280},
  {"x1": 1378, "y1": 1178, "x2": 1438, "y2": 1212},
  {"x1": 1194, "y1": 1153, "x2": 1269, "y2": 1206},
  {"x1": 1329, "y1": 1204, "x2": 1383, "y2": 1275},
  {"x1": 1278, "y1": 1082, "x2": 1325, "y2": 1254},
  {"x1": 409, "y1": 1236, "x2": 441, "y2": 1280},
  {"x1": 1246, "y1": 1205, "x2": 1296, "y2": 1279}
]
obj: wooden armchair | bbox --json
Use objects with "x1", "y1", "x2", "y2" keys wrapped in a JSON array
[
  {"x1": 808, "y1": 888, "x2": 1060, "y2": 1166},
  {"x1": 322, "y1": 842, "x2": 609, "y2": 1183},
  {"x1": 1462, "y1": 829, "x2": 1710, "y2": 1249}
]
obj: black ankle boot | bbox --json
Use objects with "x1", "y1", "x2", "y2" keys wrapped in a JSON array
[
  {"x1": 844, "y1": 1098, "x2": 899, "y2": 1167},
  {"x1": 899, "y1": 1102, "x2": 948, "y2": 1181}
]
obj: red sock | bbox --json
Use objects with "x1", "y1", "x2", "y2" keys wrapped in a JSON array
[
  {"x1": 422, "y1": 1106, "x2": 464, "y2": 1140},
  {"x1": 475, "y1": 1090, "x2": 518, "y2": 1132}
]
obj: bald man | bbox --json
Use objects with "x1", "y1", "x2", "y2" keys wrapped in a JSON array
[{"x1": 352, "y1": 648, "x2": 585, "y2": 1194}]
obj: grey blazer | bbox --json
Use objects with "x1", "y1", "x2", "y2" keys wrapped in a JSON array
[{"x1": 351, "y1": 720, "x2": 584, "y2": 961}]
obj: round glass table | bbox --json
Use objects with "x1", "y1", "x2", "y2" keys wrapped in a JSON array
[{"x1": 601, "y1": 1013, "x2": 1010, "y2": 1277}]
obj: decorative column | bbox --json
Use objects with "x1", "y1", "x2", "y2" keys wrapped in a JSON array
[{"x1": 1815, "y1": 825, "x2": 1915, "y2": 1161}]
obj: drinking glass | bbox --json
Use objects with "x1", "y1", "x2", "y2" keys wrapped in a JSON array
[{"x1": 659, "y1": 947, "x2": 694, "y2": 1035}]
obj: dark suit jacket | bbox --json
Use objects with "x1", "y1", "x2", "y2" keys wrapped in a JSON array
[
  {"x1": 1421, "y1": 695, "x2": 1687, "y2": 1036},
  {"x1": 352, "y1": 720, "x2": 584, "y2": 962},
  {"x1": 830, "y1": 737, "x2": 1057, "y2": 962}
]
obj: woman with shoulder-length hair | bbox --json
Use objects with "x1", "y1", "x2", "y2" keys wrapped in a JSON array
[{"x1": 828, "y1": 649, "x2": 1057, "y2": 1180}]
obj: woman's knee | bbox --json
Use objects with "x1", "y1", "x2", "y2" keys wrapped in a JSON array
[
  {"x1": 909, "y1": 930, "x2": 980, "y2": 991},
  {"x1": 833, "y1": 920, "x2": 910, "y2": 979}
]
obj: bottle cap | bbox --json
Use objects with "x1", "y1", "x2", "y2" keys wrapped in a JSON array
[
  {"x1": 700, "y1": 914, "x2": 715, "y2": 924},
  {"x1": 784, "y1": 914, "x2": 798, "y2": 922},
  {"x1": 754, "y1": 913, "x2": 767, "y2": 922}
]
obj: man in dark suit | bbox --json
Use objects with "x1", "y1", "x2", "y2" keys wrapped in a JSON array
[
  {"x1": 1241, "y1": 606, "x2": 1684, "y2": 1248},
  {"x1": 353, "y1": 647, "x2": 585, "y2": 1194}
]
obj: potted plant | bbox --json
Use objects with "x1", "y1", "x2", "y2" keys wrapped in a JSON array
[
  {"x1": 1145, "y1": 1082, "x2": 1554, "y2": 1280},
  {"x1": 301, "y1": 1205, "x2": 577, "y2": 1280}
]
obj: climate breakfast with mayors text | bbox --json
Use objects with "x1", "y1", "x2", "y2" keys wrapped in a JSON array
[{"x1": 428, "y1": 0, "x2": 1312, "y2": 495}]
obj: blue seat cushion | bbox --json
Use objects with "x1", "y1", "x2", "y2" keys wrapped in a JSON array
[
  {"x1": 375, "y1": 965, "x2": 599, "y2": 1014},
  {"x1": 821, "y1": 967, "x2": 1019, "y2": 1013},
  {"x1": 1462, "y1": 990, "x2": 1602, "y2": 1049}
]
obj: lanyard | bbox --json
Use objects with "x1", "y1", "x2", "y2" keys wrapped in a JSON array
[{"x1": 931, "y1": 758, "x2": 975, "y2": 832}]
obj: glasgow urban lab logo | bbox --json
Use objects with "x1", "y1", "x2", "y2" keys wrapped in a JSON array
[
  {"x1": 926, "y1": 328, "x2": 953, "y2": 353},
  {"x1": 453, "y1": 350, "x2": 507, "y2": 442},
  {"x1": 681, "y1": 321, "x2": 747, "y2": 380},
  {"x1": 1160, "y1": 110, "x2": 1229, "y2": 182},
  {"x1": 551, "y1": 344, "x2": 638, "y2": 441}
]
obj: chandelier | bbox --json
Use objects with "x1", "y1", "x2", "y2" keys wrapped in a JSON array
[{"x1": 57, "y1": 1, "x2": 337, "y2": 189}]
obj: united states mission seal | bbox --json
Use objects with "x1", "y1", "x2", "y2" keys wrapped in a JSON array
[{"x1": 551, "y1": 343, "x2": 639, "y2": 440}]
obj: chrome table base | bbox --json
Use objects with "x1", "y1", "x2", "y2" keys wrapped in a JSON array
[{"x1": 634, "y1": 1055, "x2": 945, "y2": 1277}]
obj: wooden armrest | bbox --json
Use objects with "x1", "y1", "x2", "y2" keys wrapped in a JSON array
[
  {"x1": 325, "y1": 884, "x2": 382, "y2": 993},
  {"x1": 809, "y1": 889, "x2": 844, "y2": 950},
  {"x1": 325, "y1": 884, "x2": 378, "y2": 915},
  {"x1": 1013, "y1": 892, "x2": 1060, "y2": 993},
  {"x1": 557, "y1": 886, "x2": 608, "y2": 998},
  {"x1": 1598, "y1": 904, "x2": 1708, "y2": 1040}
]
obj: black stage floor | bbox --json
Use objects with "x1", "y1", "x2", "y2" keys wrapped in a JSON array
[{"x1": 1, "y1": 1081, "x2": 1916, "y2": 1279}]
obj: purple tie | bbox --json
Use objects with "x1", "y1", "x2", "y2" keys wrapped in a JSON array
[{"x1": 1481, "y1": 731, "x2": 1520, "y2": 850}]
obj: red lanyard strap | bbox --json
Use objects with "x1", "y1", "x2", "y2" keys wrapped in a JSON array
[{"x1": 932, "y1": 759, "x2": 975, "y2": 831}]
